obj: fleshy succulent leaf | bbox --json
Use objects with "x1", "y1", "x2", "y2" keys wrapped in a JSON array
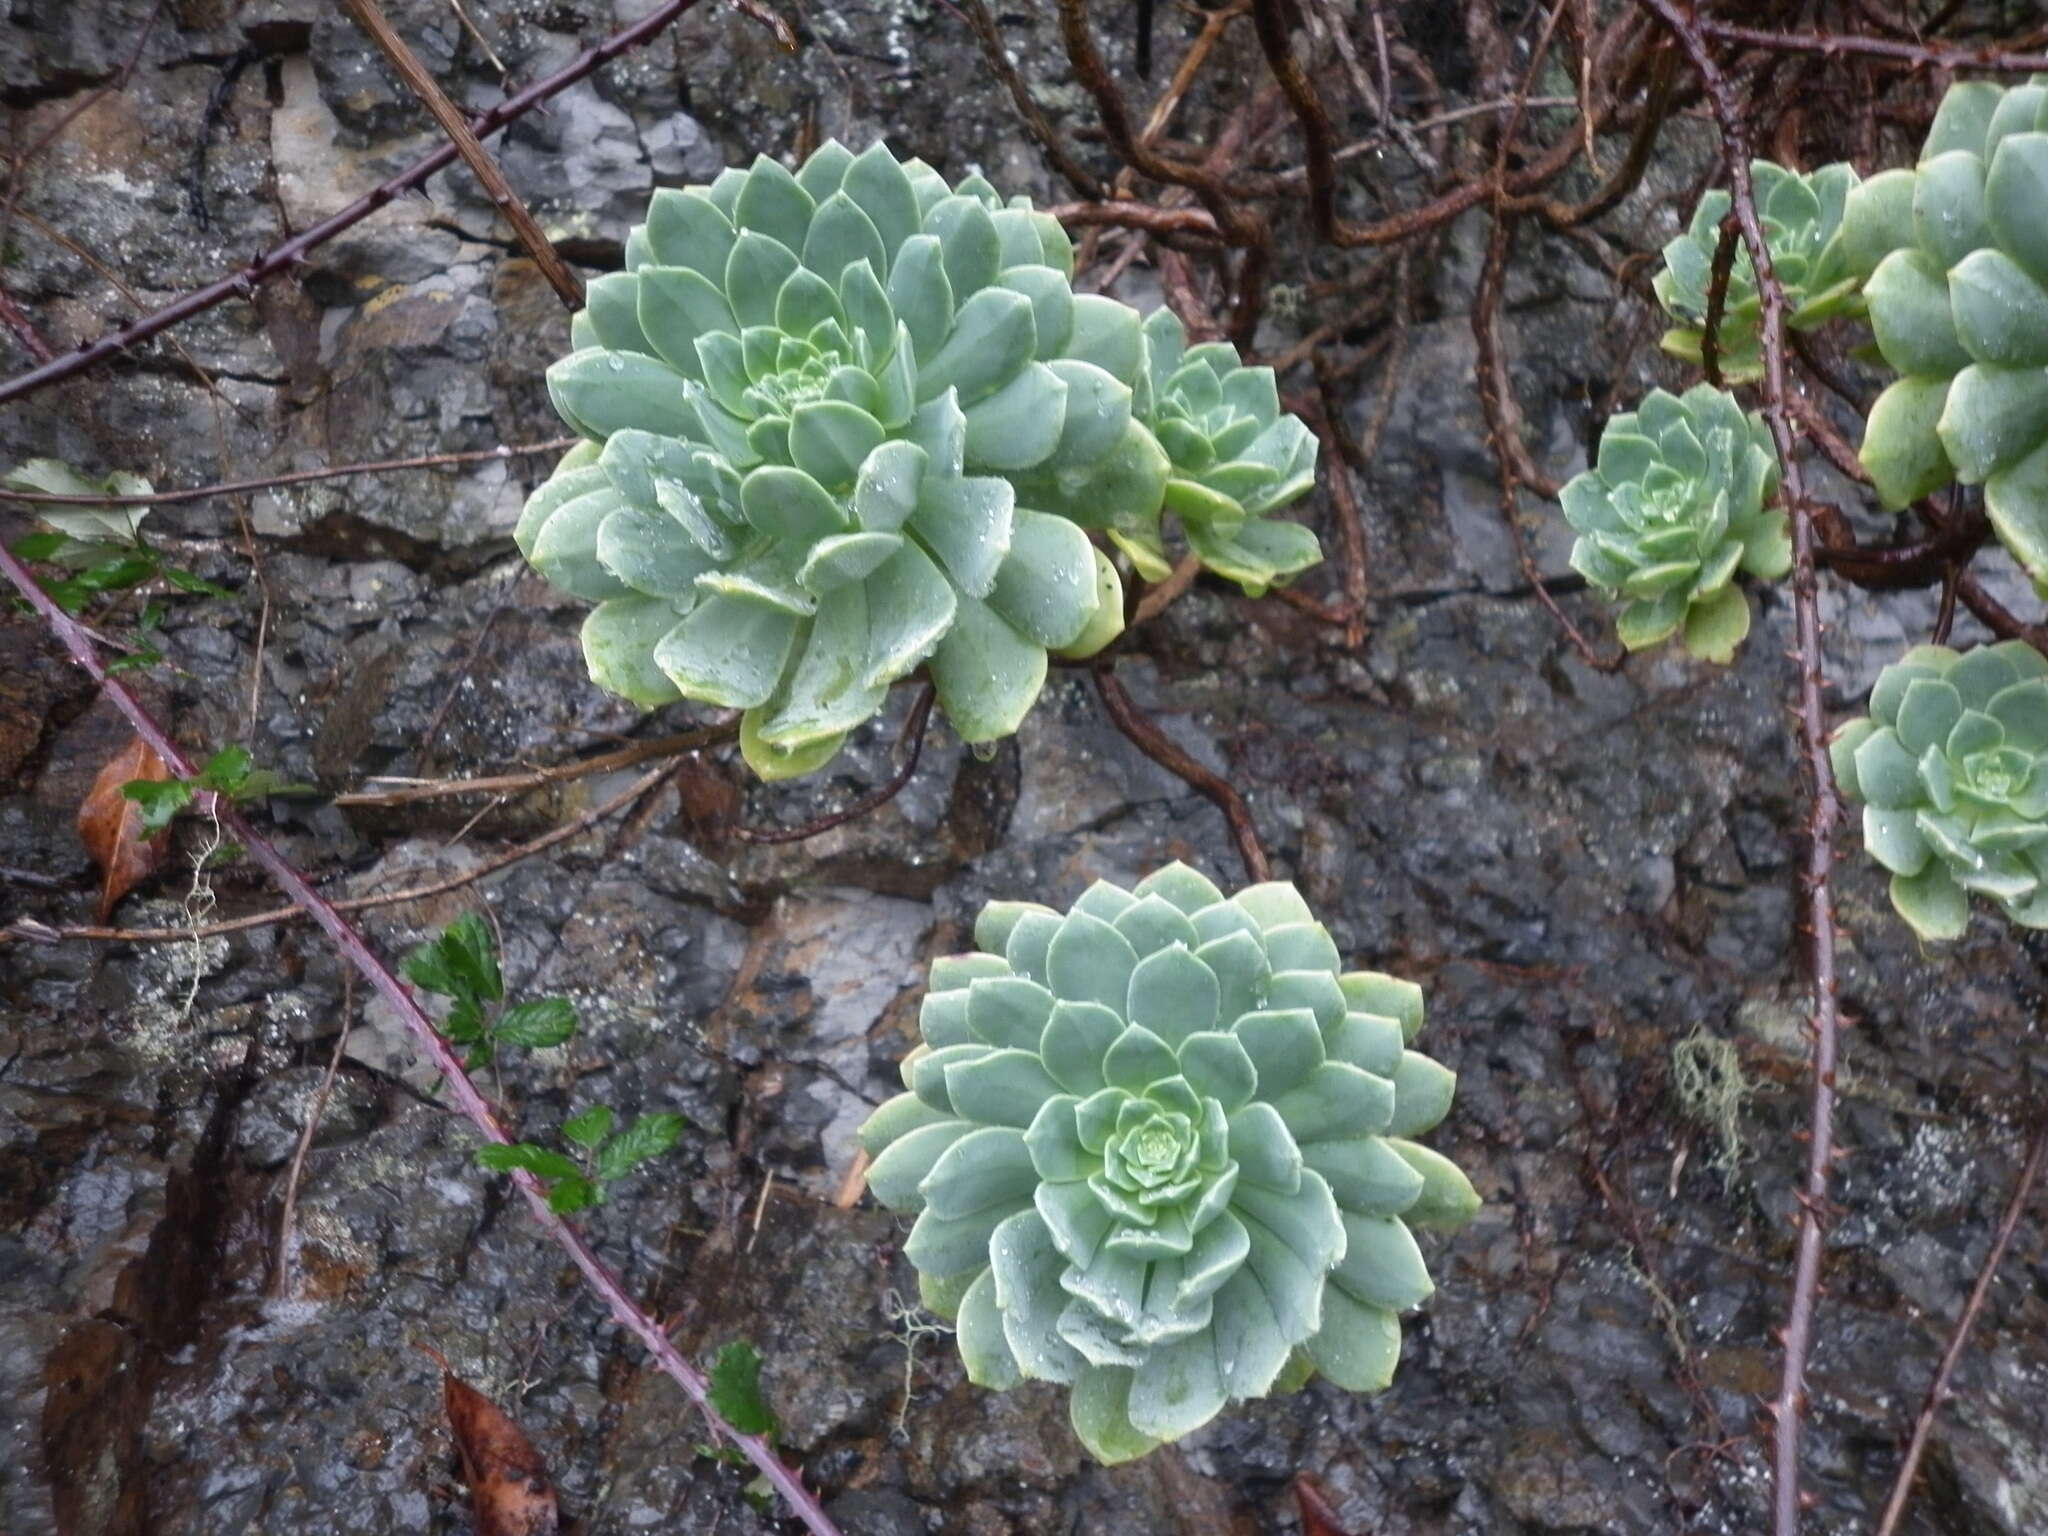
[{"x1": 1835, "y1": 81, "x2": 2048, "y2": 583}]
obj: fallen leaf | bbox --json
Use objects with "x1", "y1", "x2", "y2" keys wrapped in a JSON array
[
  {"x1": 671, "y1": 751, "x2": 740, "y2": 844},
  {"x1": 421, "y1": 1345, "x2": 560, "y2": 1536},
  {"x1": 76, "y1": 736, "x2": 172, "y2": 920},
  {"x1": 1295, "y1": 1474, "x2": 1360, "y2": 1536}
]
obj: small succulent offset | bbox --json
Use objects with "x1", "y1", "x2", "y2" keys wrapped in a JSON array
[
  {"x1": 1558, "y1": 385, "x2": 1790, "y2": 663},
  {"x1": 518, "y1": 141, "x2": 1161, "y2": 778},
  {"x1": 1830, "y1": 640, "x2": 2048, "y2": 941},
  {"x1": 1826, "y1": 76, "x2": 2048, "y2": 587},
  {"x1": 1653, "y1": 160, "x2": 1863, "y2": 383},
  {"x1": 857, "y1": 863, "x2": 1477, "y2": 1462},
  {"x1": 1108, "y1": 308, "x2": 1321, "y2": 596}
]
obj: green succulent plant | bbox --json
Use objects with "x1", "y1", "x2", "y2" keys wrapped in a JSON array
[
  {"x1": 1105, "y1": 308, "x2": 1322, "y2": 596},
  {"x1": 1823, "y1": 76, "x2": 2048, "y2": 588},
  {"x1": 1653, "y1": 159, "x2": 1863, "y2": 383},
  {"x1": 1830, "y1": 640, "x2": 2048, "y2": 940},
  {"x1": 1558, "y1": 384, "x2": 1789, "y2": 663},
  {"x1": 515, "y1": 141, "x2": 1163, "y2": 778},
  {"x1": 857, "y1": 862, "x2": 1476, "y2": 1463}
]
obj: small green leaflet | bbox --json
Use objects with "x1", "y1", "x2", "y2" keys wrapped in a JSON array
[
  {"x1": 562, "y1": 1105, "x2": 615, "y2": 1148},
  {"x1": 595, "y1": 1112, "x2": 686, "y2": 1183},
  {"x1": 494, "y1": 997, "x2": 578, "y2": 1048},
  {"x1": 118, "y1": 745, "x2": 316, "y2": 834},
  {"x1": 403, "y1": 912, "x2": 504, "y2": 1004},
  {"x1": 706, "y1": 1341, "x2": 777, "y2": 1436},
  {"x1": 475, "y1": 1142, "x2": 584, "y2": 1181}
]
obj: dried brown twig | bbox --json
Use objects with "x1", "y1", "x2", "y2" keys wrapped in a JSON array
[
  {"x1": 6, "y1": 760, "x2": 688, "y2": 947},
  {"x1": 734, "y1": 685, "x2": 937, "y2": 845},
  {"x1": 1874, "y1": 1123, "x2": 2048, "y2": 1536},
  {"x1": 1093, "y1": 666, "x2": 1269, "y2": 884},
  {"x1": 340, "y1": 0, "x2": 583, "y2": 308},
  {"x1": 0, "y1": 439, "x2": 577, "y2": 509}
]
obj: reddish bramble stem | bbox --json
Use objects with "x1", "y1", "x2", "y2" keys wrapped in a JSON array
[
  {"x1": 1633, "y1": 6, "x2": 1846, "y2": 1533},
  {"x1": 0, "y1": 541, "x2": 841, "y2": 1536}
]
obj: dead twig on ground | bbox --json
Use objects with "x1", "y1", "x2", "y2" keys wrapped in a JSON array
[
  {"x1": 7, "y1": 760, "x2": 689, "y2": 946},
  {"x1": 273, "y1": 973, "x2": 355, "y2": 1299},
  {"x1": 0, "y1": 438, "x2": 577, "y2": 510}
]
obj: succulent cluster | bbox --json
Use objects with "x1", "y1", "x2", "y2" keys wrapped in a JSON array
[
  {"x1": 1653, "y1": 159, "x2": 1862, "y2": 382},
  {"x1": 1120, "y1": 308, "x2": 1321, "y2": 596},
  {"x1": 1831, "y1": 640, "x2": 2048, "y2": 940},
  {"x1": 1824, "y1": 77, "x2": 2048, "y2": 588},
  {"x1": 857, "y1": 863, "x2": 1476, "y2": 1462},
  {"x1": 1558, "y1": 385, "x2": 1790, "y2": 662},
  {"x1": 518, "y1": 142, "x2": 1324, "y2": 778}
]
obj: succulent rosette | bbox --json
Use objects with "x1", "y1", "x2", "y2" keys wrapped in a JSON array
[
  {"x1": 1830, "y1": 640, "x2": 2048, "y2": 940},
  {"x1": 1110, "y1": 308, "x2": 1322, "y2": 596},
  {"x1": 1823, "y1": 76, "x2": 2048, "y2": 587},
  {"x1": 1558, "y1": 384, "x2": 1789, "y2": 662},
  {"x1": 857, "y1": 863, "x2": 1476, "y2": 1462},
  {"x1": 1652, "y1": 159, "x2": 1862, "y2": 382},
  {"x1": 516, "y1": 141, "x2": 1162, "y2": 778}
]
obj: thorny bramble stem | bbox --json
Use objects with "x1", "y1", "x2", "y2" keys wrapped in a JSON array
[
  {"x1": 1634, "y1": 6, "x2": 1845, "y2": 1532},
  {"x1": 0, "y1": 541, "x2": 843, "y2": 1536}
]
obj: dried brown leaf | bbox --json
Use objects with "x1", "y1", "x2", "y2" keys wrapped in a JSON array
[
  {"x1": 1295, "y1": 1474, "x2": 1360, "y2": 1536},
  {"x1": 76, "y1": 736, "x2": 171, "y2": 920},
  {"x1": 432, "y1": 1354, "x2": 559, "y2": 1536}
]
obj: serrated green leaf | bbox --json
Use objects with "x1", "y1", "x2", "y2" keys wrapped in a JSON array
[
  {"x1": 595, "y1": 1111, "x2": 687, "y2": 1182},
  {"x1": 563, "y1": 1105, "x2": 615, "y2": 1148},
  {"x1": 494, "y1": 997, "x2": 579, "y2": 1049},
  {"x1": 707, "y1": 1341, "x2": 777, "y2": 1436}
]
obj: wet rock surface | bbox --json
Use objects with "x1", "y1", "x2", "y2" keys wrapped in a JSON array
[{"x1": 2, "y1": 4, "x2": 2046, "y2": 1535}]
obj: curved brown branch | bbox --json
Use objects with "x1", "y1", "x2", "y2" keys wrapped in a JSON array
[
  {"x1": 0, "y1": 0, "x2": 708, "y2": 406},
  {"x1": 1053, "y1": 0, "x2": 1271, "y2": 339},
  {"x1": 1701, "y1": 20, "x2": 2048, "y2": 72},
  {"x1": 733, "y1": 685, "x2": 935, "y2": 845},
  {"x1": 959, "y1": 0, "x2": 1107, "y2": 199},
  {"x1": 1048, "y1": 201, "x2": 1226, "y2": 240},
  {"x1": 1093, "y1": 666, "x2": 1269, "y2": 884}
]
